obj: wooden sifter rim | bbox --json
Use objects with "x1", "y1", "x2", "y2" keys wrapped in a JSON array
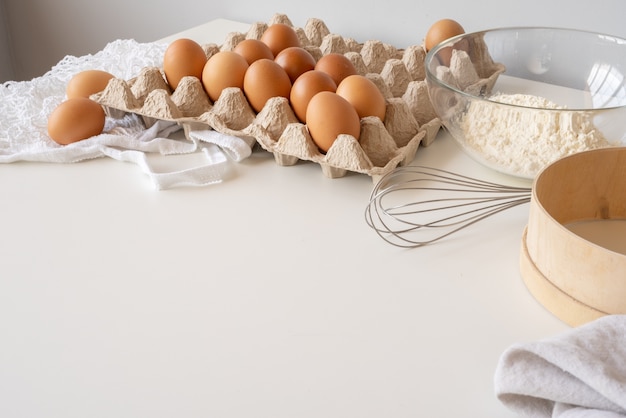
[
  {"x1": 521, "y1": 147, "x2": 626, "y2": 322},
  {"x1": 520, "y1": 227, "x2": 608, "y2": 327}
]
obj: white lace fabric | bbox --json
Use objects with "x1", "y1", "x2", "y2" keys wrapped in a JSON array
[{"x1": 0, "y1": 39, "x2": 252, "y2": 189}]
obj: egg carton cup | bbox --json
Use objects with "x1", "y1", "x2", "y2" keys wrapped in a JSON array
[
  {"x1": 427, "y1": 34, "x2": 506, "y2": 124},
  {"x1": 434, "y1": 47, "x2": 505, "y2": 97},
  {"x1": 92, "y1": 14, "x2": 501, "y2": 181}
]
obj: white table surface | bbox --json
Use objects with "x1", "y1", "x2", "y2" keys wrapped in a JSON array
[{"x1": 0, "y1": 19, "x2": 570, "y2": 418}]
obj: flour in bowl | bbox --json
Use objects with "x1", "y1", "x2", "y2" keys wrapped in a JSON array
[{"x1": 460, "y1": 93, "x2": 610, "y2": 177}]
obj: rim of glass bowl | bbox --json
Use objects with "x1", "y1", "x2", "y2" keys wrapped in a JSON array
[{"x1": 424, "y1": 26, "x2": 626, "y2": 112}]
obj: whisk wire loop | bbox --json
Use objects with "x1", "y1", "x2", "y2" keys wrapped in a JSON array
[{"x1": 365, "y1": 166, "x2": 532, "y2": 248}]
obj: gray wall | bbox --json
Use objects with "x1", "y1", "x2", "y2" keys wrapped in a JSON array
[
  {"x1": 0, "y1": 0, "x2": 15, "y2": 81},
  {"x1": 3, "y1": 0, "x2": 626, "y2": 82}
]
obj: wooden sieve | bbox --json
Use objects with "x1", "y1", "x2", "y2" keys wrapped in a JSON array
[{"x1": 520, "y1": 147, "x2": 626, "y2": 327}]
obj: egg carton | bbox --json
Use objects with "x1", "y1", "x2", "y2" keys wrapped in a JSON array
[{"x1": 92, "y1": 14, "x2": 500, "y2": 181}]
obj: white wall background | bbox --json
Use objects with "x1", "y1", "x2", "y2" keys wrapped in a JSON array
[{"x1": 3, "y1": 0, "x2": 626, "y2": 82}]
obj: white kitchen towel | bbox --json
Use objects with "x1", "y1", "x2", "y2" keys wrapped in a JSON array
[
  {"x1": 494, "y1": 314, "x2": 626, "y2": 417},
  {"x1": 188, "y1": 128, "x2": 257, "y2": 162},
  {"x1": 0, "y1": 38, "x2": 254, "y2": 190}
]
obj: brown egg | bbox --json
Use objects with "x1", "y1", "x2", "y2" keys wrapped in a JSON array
[
  {"x1": 314, "y1": 53, "x2": 358, "y2": 86},
  {"x1": 290, "y1": 70, "x2": 337, "y2": 123},
  {"x1": 274, "y1": 47, "x2": 316, "y2": 83},
  {"x1": 306, "y1": 91, "x2": 361, "y2": 153},
  {"x1": 66, "y1": 70, "x2": 114, "y2": 99},
  {"x1": 243, "y1": 58, "x2": 292, "y2": 113},
  {"x1": 425, "y1": 19, "x2": 466, "y2": 67},
  {"x1": 424, "y1": 18, "x2": 465, "y2": 51},
  {"x1": 260, "y1": 23, "x2": 301, "y2": 57},
  {"x1": 234, "y1": 39, "x2": 274, "y2": 65},
  {"x1": 47, "y1": 98, "x2": 106, "y2": 145},
  {"x1": 336, "y1": 75, "x2": 386, "y2": 121},
  {"x1": 163, "y1": 38, "x2": 208, "y2": 90},
  {"x1": 202, "y1": 51, "x2": 249, "y2": 102}
]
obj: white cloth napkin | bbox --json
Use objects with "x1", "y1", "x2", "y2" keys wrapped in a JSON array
[
  {"x1": 495, "y1": 315, "x2": 626, "y2": 417},
  {"x1": 188, "y1": 128, "x2": 256, "y2": 162},
  {"x1": 0, "y1": 39, "x2": 255, "y2": 190}
]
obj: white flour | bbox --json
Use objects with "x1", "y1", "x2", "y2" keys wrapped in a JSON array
[{"x1": 460, "y1": 93, "x2": 610, "y2": 177}]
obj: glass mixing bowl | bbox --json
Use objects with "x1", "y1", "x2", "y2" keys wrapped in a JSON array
[{"x1": 425, "y1": 27, "x2": 626, "y2": 179}]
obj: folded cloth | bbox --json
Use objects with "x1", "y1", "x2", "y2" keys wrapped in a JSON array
[
  {"x1": 495, "y1": 315, "x2": 626, "y2": 417},
  {"x1": 188, "y1": 128, "x2": 256, "y2": 162},
  {"x1": 0, "y1": 39, "x2": 255, "y2": 190}
]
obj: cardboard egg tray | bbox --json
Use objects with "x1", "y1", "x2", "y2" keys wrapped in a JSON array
[{"x1": 92, "y1": 14, "x2": 500, "y2": 181}]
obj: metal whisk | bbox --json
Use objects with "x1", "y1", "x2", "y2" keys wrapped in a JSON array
[{"x1": 365, "y1": 166, "x2": 532, "y2": 248}]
